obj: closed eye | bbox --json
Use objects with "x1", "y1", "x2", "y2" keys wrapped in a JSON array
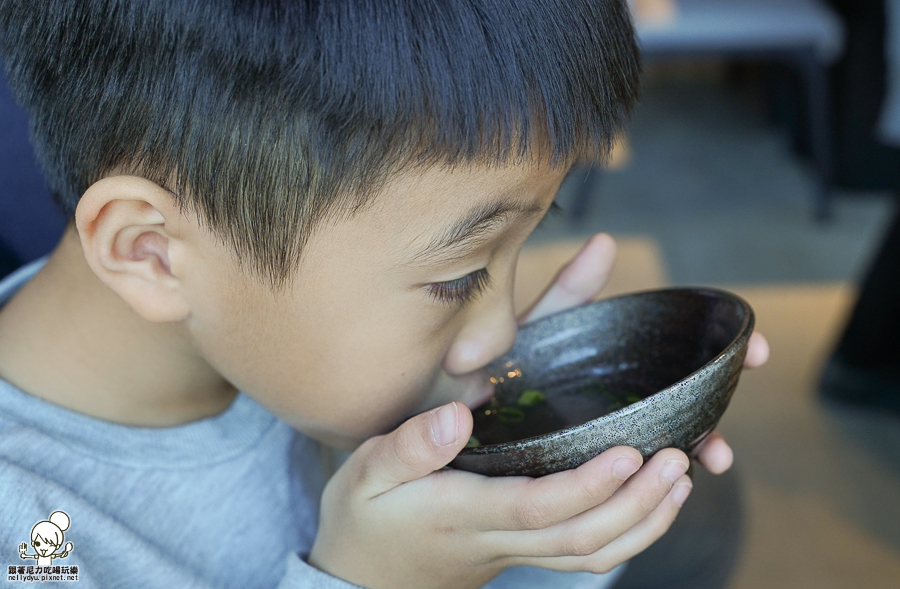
[{"x1": 426, "y1": 268, "x2": 491, "y2": 306}]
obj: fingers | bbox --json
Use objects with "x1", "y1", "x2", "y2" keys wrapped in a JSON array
[
  {"x1": 349, "y1": 402, "x2": 474, "y2": 497},
  {"x1": 744, "y1": 331, "x2": 769, "y2": 369},
  {"x1": 692, "y1": 431, "x2": 734, "y2": 474},
  {"x1": 519, "y1": 473, "x2": 692, "y2": 574},
  {"x1": 519, "y1": 233, "x2": 617, "y2": 324},
  {"x1": 489, "y1": 448, "x2": 689, "y2": 560},
  {"x1": 484, "y1": 446, "x2": 643, "y2": 532}
]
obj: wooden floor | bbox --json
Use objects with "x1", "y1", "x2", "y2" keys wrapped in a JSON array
[{"x1": 516, "y1": 238, "x2": 900, "y2": 589}]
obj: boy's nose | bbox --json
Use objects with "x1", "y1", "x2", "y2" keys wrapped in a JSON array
[{"x1": 442, "y1": 296, "x2": 517, "y2": 376}]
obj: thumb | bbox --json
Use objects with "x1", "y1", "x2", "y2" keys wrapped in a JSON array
[{"x1": 354, "y1": 402, "x2": 473, "y2": 497}]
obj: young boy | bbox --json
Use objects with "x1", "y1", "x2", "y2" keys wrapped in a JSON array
[{"x1": 0, "y1": 1, "x2": 766, "y2": 588}]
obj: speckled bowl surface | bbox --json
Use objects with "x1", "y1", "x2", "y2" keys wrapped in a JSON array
[{"x1": 450, "y1": 287, "x2": 754, "y2": 477}]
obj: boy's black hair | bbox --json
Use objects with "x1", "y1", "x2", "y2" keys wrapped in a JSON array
[{"x1": 0, "y1": 0, "x2": 640, "y2": 286}]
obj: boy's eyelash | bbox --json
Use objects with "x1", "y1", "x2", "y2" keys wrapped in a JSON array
[
  {"x1": 427, "y1": 268, "x2": 492, "y2": 306},
  {"x1": 423, "y1": 200, "x2": 557, "y2": 307}
]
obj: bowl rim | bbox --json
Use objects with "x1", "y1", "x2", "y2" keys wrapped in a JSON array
[{"x1": 456, "y1": 286, "x2": 755, "y2": 456}]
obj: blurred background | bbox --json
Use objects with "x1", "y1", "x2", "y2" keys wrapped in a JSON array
[
  {"x1": 519, "y1": 1, "x2": 900, "y2": 587},
  {"x1": 2, "y1": 1, "x2": 899, "y2": 588}
]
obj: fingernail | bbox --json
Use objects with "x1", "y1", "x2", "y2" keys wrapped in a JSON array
[
  {"x1": 431, "y1": 403, "x2": 459, "y2": 446},
  {"x1": 672, "y1": 482, "x2": 693, "y2": 507},
  {"x1": 613, "y1": 457, "x2": 641, "y2": 480},
  {"x1": 661, "y1": 460, "x2": 689, "y2": 484}
]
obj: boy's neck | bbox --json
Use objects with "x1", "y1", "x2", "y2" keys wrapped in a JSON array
[{"x1": 0, "y1": 226, "x2": 237, "y2": 426}]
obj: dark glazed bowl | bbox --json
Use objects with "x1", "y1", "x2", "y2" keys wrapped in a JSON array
[{"x1": 450, "y1": 287, "x2": 754, "y2": 477}]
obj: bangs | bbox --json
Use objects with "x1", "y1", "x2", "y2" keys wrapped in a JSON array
[{"x1": 1, "y1": 0, "x2": 640, "y2": 286}]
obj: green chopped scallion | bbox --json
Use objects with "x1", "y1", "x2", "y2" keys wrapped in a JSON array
[
  {"x1": 497, "y1": 407, "x2": 525, "y2": 424},
  {"x1": 517, "y1": 389, "x2": 546, "y2": 407}
]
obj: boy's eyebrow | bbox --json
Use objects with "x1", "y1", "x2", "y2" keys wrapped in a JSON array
[{"x1": 410, "y1": 198, "x2": 546, "y2": 265}]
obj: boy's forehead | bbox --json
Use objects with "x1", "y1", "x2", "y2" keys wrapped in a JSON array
[
  {"x1": 295, "y1": 160, "x2": 566, "y2": 276},
  {"x1": 382, "y1": 161, "x2": 562, "y2": 219},
  {"x1": 370, "y1": 161, "x2": 565, "y2": 253}
]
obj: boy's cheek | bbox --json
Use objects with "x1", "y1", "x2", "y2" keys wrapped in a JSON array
[
  {"x1": 243, "y1": 354, "x2": 445, "y2": 442},
  {"x1": 308, "y1": 370, "x2": 494, "y2": 449},
  {"x1": 183, "y1": 275, "x2": 472, "y2": 440},
  {"x1": 269, "y1": 355, "x2": 495, "y2": 447}
]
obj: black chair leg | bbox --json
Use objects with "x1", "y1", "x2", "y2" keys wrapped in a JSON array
[{"x1": 795, "y1": 48, "x2": 835, "y2": 222}]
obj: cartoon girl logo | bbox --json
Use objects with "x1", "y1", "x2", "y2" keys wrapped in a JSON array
[{"x1": 19, "y1": 511, "x2": 74, "y2": 566}]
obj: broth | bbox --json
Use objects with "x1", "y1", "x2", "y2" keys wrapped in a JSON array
[{"x1": 469, "y1": 372, "x2": 658, "y2": 447}]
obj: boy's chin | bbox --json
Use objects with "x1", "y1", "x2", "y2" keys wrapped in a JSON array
[{"x1": 299, "y1": 427, "x2": 373, "y2": 452}]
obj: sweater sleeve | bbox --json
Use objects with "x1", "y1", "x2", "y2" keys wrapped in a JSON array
[
  {"x1": 277, "y1": 553, "x2": 367, "y2": 589},
  {"x1": 276, "y1": 553, "x2": 624, "y2": 589}
]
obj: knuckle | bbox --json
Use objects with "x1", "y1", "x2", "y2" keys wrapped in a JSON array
[
  {"x1": 562, "y1": 529, "x2": 603, "y2": 557},
  {"x1": 634, "y1": 490, "x2": 664, "y2": 515},
  {"x1": 512, "y1": 495, "x2": 557, "y2": 530},
  {"x1": 575, "y1": 474, "x2": 608, "y2": 502},
  {"x1": 390, "y1": 429, "x2": 430, "y2": 472},
  {"x1": 630, "y1": 476, "x2": 672, "y2": 513}
]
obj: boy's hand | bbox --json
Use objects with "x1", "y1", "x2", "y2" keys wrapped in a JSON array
[
  {"x1": 308, "y1": 234, "x2": 769, "y2": 589},
  {"x1": 518, "y1": 233, "x2": 769, "y2": 475},
  {"x1": 309, "y1": 402, "x2": 692, "y2": 589}
]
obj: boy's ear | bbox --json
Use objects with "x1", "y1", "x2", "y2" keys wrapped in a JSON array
[{"x1": 75, "y1": 175, "x2": 193, "y2": 323}]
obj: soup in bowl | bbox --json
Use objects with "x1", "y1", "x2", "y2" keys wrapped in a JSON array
[{"x1": 450, "y1": 287, "x2": 754, "y2": 477}]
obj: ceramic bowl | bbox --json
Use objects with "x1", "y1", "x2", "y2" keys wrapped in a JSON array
[{"x1": 450, "y1": 287, "x2": 754, "y2": 477}]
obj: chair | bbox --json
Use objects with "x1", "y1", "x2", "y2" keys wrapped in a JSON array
[{"x1": 574, "y1": 0, "x2": 846, "y2": 220}]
